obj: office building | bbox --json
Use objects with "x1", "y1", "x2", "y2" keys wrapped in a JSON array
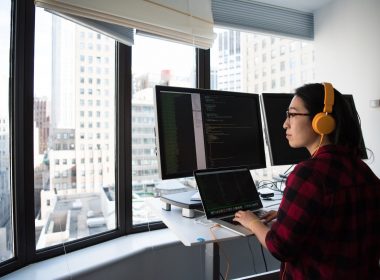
[
  {"x1": 49, "y1": 16, "x2": 116, "y2": 194},
  {"x1": 213, "y1": 29, "x2": 315, "y2": 93},
  {"x1": 34, "y1": 97, "x2": 49, "y2": 155},
  {"x1": 0, "y1": 116, "x2": 11, "y2": 262}
]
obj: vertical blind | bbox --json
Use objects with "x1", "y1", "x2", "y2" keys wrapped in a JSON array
[{"x1": 212, "y1": 0, "x2": 314, "y2": 40}]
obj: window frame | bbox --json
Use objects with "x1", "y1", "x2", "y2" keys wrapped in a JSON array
[{"x1": 1, "y1": 0, "x2": 209, "y2": 276}]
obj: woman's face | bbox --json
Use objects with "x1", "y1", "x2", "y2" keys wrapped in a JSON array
[{"x1": 283, "y1": 96, "x2": 320, "y2": 154}]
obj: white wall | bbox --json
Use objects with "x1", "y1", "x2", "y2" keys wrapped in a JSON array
[{"x1": 314, "y1": 0, "x2": 380, "y2": 176}]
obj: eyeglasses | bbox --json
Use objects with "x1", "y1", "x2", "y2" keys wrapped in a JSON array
[{"x1": 285, "y1": 110, "x2": 310, "y2": 119}]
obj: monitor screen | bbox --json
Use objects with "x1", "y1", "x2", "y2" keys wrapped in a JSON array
[
  {"x1": 155, "y1": 86, "x2": 266, "y2": 179},
  {"x1": 261, "y1": 93, "x2": 309, "y2": 166},
  {"x1": 261, "y1": 93, "x2": 368, "y2": 166}
]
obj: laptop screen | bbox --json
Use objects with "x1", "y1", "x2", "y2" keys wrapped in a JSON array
[{"x1": 194, "y1": 167, "x2": 263, "y2": 219}]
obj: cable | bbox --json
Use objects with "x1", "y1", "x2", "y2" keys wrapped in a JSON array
[
  {"x1": 199, "y1": 243, "x2": 205, "y2": 280},
  {"x1": 260, "y1": 244, "x2": 268, "y2": 272},
  {"x1": 145, "y1": 201, "x2": 152, "y2": 233},
  {"x1": 194, "y1": 214, "x2": 214, "y2": 226},
  {"x1": 283, "y1": 164, "x2": 294, "y2": 176},
  {"x1": 311, "y1": 134, "x2": 324, "y2": 158},
  {"x1": 246, "y1": 238, "x2": 257, "y2": 274},
  {"x1": 282, "y1": 262, "x2": 287, "y2": 280},
  {"x1": 209, "y1": 224, "x2": 230, "y2": 280},
  {"x1": 58, "y1": 216, "x2": 73, "y2": 280}
]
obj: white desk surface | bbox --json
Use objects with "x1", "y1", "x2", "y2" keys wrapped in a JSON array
[{"x1": 147, "y1": 192, "x2": 281, "y2": 247}]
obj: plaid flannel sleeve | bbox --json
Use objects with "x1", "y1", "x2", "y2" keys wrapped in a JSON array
[{"x1": 265, "y1": 163, "x2": 323, "y2": 261}]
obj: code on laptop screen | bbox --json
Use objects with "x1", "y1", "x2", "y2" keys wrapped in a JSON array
[{"x1": 195, "y1": 168, "x2": 262, "y2": 218}]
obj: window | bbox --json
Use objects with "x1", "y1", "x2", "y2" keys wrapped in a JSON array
[
  {"x1": 34, "y1": 8, "x2": 116, "y2": 250},
  {"x1": 0, "y1": 0, "x2": 13, "y2": 265},
  {"x1": 131, "y1": 34, "x2": 196, "y2": 225},
  {"x1": 211, "y1": 27, "x2": 315, "y2": 93},
  {"x1": 211, "y1": 27, "x2": 315, "y2": 176}
]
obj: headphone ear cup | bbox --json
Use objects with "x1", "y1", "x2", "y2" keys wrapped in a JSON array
[{"x1": 312, "y1": 113, "x2": 336, "y2": 135}]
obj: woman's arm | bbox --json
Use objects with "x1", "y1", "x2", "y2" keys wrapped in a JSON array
[{"x1": 233, "y1": 210, "x2": 271, "y2": 248}]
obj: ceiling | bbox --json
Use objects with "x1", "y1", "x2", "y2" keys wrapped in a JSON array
[{"x1": 254, "y1": 0, "x2": 334, "y2": 13}]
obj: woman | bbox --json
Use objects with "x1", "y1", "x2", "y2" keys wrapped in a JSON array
[{"x1": 234, "y1": 83, "x2": 380, "y2": 279}]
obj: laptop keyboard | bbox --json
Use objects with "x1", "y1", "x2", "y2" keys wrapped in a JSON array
[
  {"x1": 221, "y1": 216, "x2": 240, "y2": 225},
  {"x1": 255, "y1": 210, "x2": 268, "y2": 218},
  {"x1": 221, "y1": 210, "x2": 268, "y2": 225}
]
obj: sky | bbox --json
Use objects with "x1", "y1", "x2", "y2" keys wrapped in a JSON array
[
  {"x1": 34, "y1": 8, "x2": 52, "y2": 98},
  {"x1": 132, "y1": 35, "x2": 195, "y2": 77}
]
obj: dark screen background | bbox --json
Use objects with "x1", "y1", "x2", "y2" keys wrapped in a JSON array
[
  {"x1": 196, "y1": 168, "x2": 262, "y2": 218},
  {"x1": 261, "y1": 93, "x2": 368, "y2": 166}
]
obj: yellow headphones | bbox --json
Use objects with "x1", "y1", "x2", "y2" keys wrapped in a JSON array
[{"x1": 311, "y1": 82, "x2": 336, "y2": 135}]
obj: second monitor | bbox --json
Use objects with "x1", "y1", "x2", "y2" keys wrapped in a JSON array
[{"x1": 261, "y1": 93, "x2": 368, "y2": 166}]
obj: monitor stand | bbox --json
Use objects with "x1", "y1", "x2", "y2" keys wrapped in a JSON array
[{"x1": 160, "y1": 190, "x2": 203, "y2": 218}]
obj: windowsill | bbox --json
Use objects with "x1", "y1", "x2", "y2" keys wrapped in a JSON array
[{"x1": 3, "y1": 229, "x2": 180, "y2": 280}]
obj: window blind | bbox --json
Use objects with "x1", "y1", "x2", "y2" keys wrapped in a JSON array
[
  {"x1": 51, "y1": 12, "x2": 134, "y2": 46},
  {"x1": 35, "y1": 0, "x2": 216, "y2": 49},
  {"x1": 212, "y1": 0, "x2": 314, "y2": 40}
]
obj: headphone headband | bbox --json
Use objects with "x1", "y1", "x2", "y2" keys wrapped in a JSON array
[
  {"x1": 322, "y1": 82, "x2": 334, "y2": 113},
  {"x1": 311, "y1": 82, "x2": 336, "y2": 135}
]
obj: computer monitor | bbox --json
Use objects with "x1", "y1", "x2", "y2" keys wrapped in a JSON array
[
  {"x1": 260, "y1": 93, "x2": 368, "y2": 166},
  {"x1": 260, "y1": 93, "x2": 309, "y2": 166},
  {"x1": 155, "y1": 85, "x2": 266, "y2": 179}
]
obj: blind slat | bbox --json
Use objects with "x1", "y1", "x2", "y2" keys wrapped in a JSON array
[{"x1": 212, "y1": 0, "x2": 314, "y2": 40}]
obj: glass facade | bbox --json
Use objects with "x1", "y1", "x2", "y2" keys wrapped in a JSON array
[
  {"x1": 0, "y1": 0, "x2": 13, "y2": 264},
  {"x1": 33, "y1": 8, "x2": 116, "y2": 249},
  {"x1": 131, "y1": 34, "x2": 196, "y2": 225}
]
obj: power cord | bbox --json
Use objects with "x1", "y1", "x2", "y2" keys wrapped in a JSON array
[
  {"x1": 260, "y1": 244, "x2": 268, "y2": 272},
  {"x1": 58, "y1": 214, "x2": 73, "y2": 280},
  {"x1": 246, "y1": 238, "x2": 257, "y2": 275},
  {"x1": 209, "y1": 224, "x2": 230, "y2": 280}
]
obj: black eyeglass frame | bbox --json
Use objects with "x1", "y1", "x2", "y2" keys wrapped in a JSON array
[{"x1": 285, "y1": 110, "x2": 311, "y2": 119}]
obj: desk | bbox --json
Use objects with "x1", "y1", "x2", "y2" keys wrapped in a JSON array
[{"x1": 147, "y1": 192, "x2": 281, "y2": 279}]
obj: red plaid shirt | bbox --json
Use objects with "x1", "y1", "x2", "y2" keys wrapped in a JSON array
[{"x1": 266, "y1": 145, "x2": 380, "y2": 279}]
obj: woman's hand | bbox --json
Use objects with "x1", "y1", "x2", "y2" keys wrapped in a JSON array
[
  {"x1": 234, "y1": 210, "x2": 271, "y2": 248},
  {"x1": 260, "y1": 210, "x2": 277, "y2": 223},
  {"x1": 233, "y1": 210, "x2": 260, "y2": 231}
]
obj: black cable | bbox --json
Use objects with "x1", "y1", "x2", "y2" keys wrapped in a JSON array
[
  {"x1": 260, "y1": 244, "x2": 268, "y2": 272},
  {"x1": 258, "y1": 179, "x2": 285, "y2": 193},
  {"x1": 257, "y1": 180, "x2": 276, "y2": 189},
  {"x1": 246, "y1": 238, "x2": 258, "y2": 274},
  {"x1": 219, "y1": 272, "x2": 225, "y2": 280},
  {"x1": 283, "y1": 164, "x2": 294, "y2": 175}
]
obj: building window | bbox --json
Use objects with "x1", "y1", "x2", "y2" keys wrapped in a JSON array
[
  {"x1": 0, "y1": 0, "x2": 13, "y2": 264},
  {"x1": 33, "y1": 8, "x2": 116, "y2": 251},
  {"x1": 131, "y1": 34, "x2": 196, "y2": 225}
]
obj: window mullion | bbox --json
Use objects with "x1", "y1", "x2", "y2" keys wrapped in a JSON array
[{"x1": 116, "y1": 43, "x2": 131, "y2": 233}]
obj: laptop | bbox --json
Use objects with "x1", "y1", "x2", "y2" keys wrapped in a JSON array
[{"x1": 194, "y1": 167, "x2": 267, "y2": 236}]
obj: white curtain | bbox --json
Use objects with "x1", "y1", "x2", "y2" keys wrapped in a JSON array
[{"x1": 35, "y1": 0, "x2": 216, "y2": 49}]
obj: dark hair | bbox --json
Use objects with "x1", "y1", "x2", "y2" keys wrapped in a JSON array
[{"x1": 294, "y1": 83, "x2": 366, "y2": 157}]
